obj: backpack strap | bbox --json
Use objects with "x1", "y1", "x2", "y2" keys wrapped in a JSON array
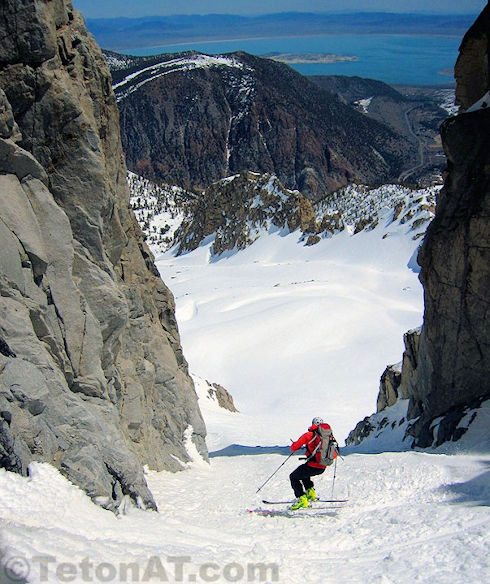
[{"x1": 305, "y1": 429, "x2": 321, "y2": 461}]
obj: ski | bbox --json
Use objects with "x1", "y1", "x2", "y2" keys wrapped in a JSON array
[
  {"x1": 262, "y1": 498, "x2": 348, "y2": 505},
  {"x1": 248, "y1": 507, "x2": 341, "y2": 518}
]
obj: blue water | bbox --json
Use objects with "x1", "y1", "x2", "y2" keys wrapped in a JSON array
[{"x1": 125, "y1": 34, "x2": 458, "y2": 86}]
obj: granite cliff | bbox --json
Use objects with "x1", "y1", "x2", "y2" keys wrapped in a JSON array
[
  {"x1": 0, "y1": 0, "x2": 206, "y2": 510},
  {"x1": 347, "y1": 5, "x2": 490, "y2": 450}
]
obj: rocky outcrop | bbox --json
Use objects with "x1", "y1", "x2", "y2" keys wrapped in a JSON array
[
  {"x1": 128, "y1": 168, "x2": 437, "y2": 258},
  {"x1": 348, "y1": 5, "x2": 490, "y2": 451},
  {"x1": 175, "y1": 172, "x2": 317, "y2": 255},
  {"x1": 111, "y1": 51, "x2": 415, "y2": 201},
  {"x1": 207, "y1": 383, "x2": 238, "y2": 413},
  {"x1": 0, "y1": 0, "x2": 206, "y2": 510},
  {"x1": 455, "y1": 4, "x2": 490, "y2": 111},
  {"x1": 377, "y1": 362, "x2": 402, "y2": 412}
]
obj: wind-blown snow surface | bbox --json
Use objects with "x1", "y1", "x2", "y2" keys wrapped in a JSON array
[
  {"x1": 1, "y1": 453, "x2": 489, "y2": 583},
  {"x1": 156, "y1": 213, "x2": 428, "y2": 450}
]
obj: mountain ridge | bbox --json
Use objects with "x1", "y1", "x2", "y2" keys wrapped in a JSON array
[
  {"x1": 128, "y1": 170, "x2": 437, "y2": 260},
  {"x1": 110, "y1": 50, "x2": 417, "y2": 200},
  {"x1": 87, "y1": 12, "x2": 475, "y2": 50}
]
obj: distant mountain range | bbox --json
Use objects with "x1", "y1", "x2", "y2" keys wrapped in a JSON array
[
  {"x1": 107, "y1": 50, "x2": 421, "y2": 200},
  {"x1": 86, "y1": 12, "x2": 475, "y2": 51}
]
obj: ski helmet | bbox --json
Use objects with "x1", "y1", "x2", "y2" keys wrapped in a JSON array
[{"x1": 311, "y1": 417, "x2": 324, "y2": 426}]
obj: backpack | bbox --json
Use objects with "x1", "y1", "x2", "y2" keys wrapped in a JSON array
[{"x1": 309, "y1": 424, "x2": 339, "y2": 466}]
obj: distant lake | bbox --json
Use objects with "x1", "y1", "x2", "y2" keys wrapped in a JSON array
[{"x1": 124, "y1": 34, "x2": 459, "y2": 86}]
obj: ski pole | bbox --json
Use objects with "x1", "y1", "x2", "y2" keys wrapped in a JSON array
[
  {"x1": 256, "y1": 451, "x2": 295, "y2": 494},
  {"x1": 330, "y1": 457, "x2": 338, "y2": 500}
]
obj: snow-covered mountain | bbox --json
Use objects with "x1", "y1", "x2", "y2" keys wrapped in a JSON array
[
  {"x1": 108, "y1": 49, "x2": 417, "y2": 199},
  {"x1": 129, "y1": 170, "x2": 437, "y2": 259},
  {"x1": 1, "y1": 6, "x2": 489, "y2": 584},
  {"x1": 112, "y1": 52, "x2": 246, "y2": 103}
]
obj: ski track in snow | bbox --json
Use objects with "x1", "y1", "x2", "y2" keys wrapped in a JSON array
[{"x1": 1, "y1": 453, "x2": 489, "y2": 583}]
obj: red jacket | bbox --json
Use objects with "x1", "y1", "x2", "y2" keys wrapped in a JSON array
[{"x1": 290, "y1": 423, "x2": 336, "y2": 469}]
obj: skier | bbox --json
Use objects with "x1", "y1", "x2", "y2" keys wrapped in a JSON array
[{"x1": 289, "y1": 416, "x2": 336, "y2": 510}]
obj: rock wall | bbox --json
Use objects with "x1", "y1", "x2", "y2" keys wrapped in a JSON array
[
  {"x1": 0, "y1": 0, "x2": 206, "y2": 510},
  {"x1": 410, "y1": 98, "x2": 490, "y2": 444},
  {"x1": 455, "y1": 4, "x2": 490, "y2": 111},
  {"x1": 347, "y1": 5, "x2": 490, "y2": 450}
]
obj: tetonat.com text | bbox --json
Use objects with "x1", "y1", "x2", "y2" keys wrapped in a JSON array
[{"x1": 2, "y1": 554, "x2": 280, "y2": 583}]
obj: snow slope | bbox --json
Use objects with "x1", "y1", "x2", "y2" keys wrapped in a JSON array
[
  {"x1": 156, "y1": 204, "x2": 430, "y2": 449},
  {"x1": 1, "y1": 452, "x2": 489, "y2": 584},
  {"x1": 112, "y1": 54, "x2": 246, "y2": 102},
  {"x1": 2, "y1": 178, "x2": 489, "y2": 584}
]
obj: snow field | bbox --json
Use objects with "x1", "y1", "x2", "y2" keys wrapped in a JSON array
[
  {"x1": 157, "y1": 221, "x2": 426, "y2": 447},
  {"x1": 3, "y1": 178, "x2": 489, "y2": 584},
  {"x1": 1, "y1": 452, "x2": 489, "y2": 584}
]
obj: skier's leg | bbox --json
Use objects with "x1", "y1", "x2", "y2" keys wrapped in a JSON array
[
  {"x1": 289, "y1": 465, "x2": 308, "y2": 498},
  {"x1": 302, "y1": 466, "x2": 325, "y2": 491}
]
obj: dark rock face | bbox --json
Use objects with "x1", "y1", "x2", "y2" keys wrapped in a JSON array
[
  {"x1": 455, "y1": 5, "x2": 490, "y2": 111},
  {"x1": 0, "y1": 0, "x2": 206, "y2": 510},
  {"x1": 347, "y1": 5, "x2": 490, "y2": 450},
  {"x1": 113, "y1": 51, "x2": 414, "y2": 201},
  {"x1": 410, "y1": 104, "x2": 490, "y2": 444}
]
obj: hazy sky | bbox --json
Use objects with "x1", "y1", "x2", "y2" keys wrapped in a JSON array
[{"x1": 73, "y1": 0, "x2": 486, "y2": 19}]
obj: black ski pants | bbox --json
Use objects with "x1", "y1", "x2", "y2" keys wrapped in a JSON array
[{"x1": 290, "y1": 463, "x2": 325, "y2": 498}]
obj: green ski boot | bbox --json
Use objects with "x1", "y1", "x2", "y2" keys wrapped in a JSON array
[
  {"x1": 305, "y1": 487, "x2": 317, "y2": 502},
  {"x1": 290, "y1": 494, "x2": 309, "y2": 510}
]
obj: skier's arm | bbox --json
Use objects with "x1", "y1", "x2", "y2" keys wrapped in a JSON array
[{"x1": 290, "y1": 431, "x2": 313, "y2": 452}]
